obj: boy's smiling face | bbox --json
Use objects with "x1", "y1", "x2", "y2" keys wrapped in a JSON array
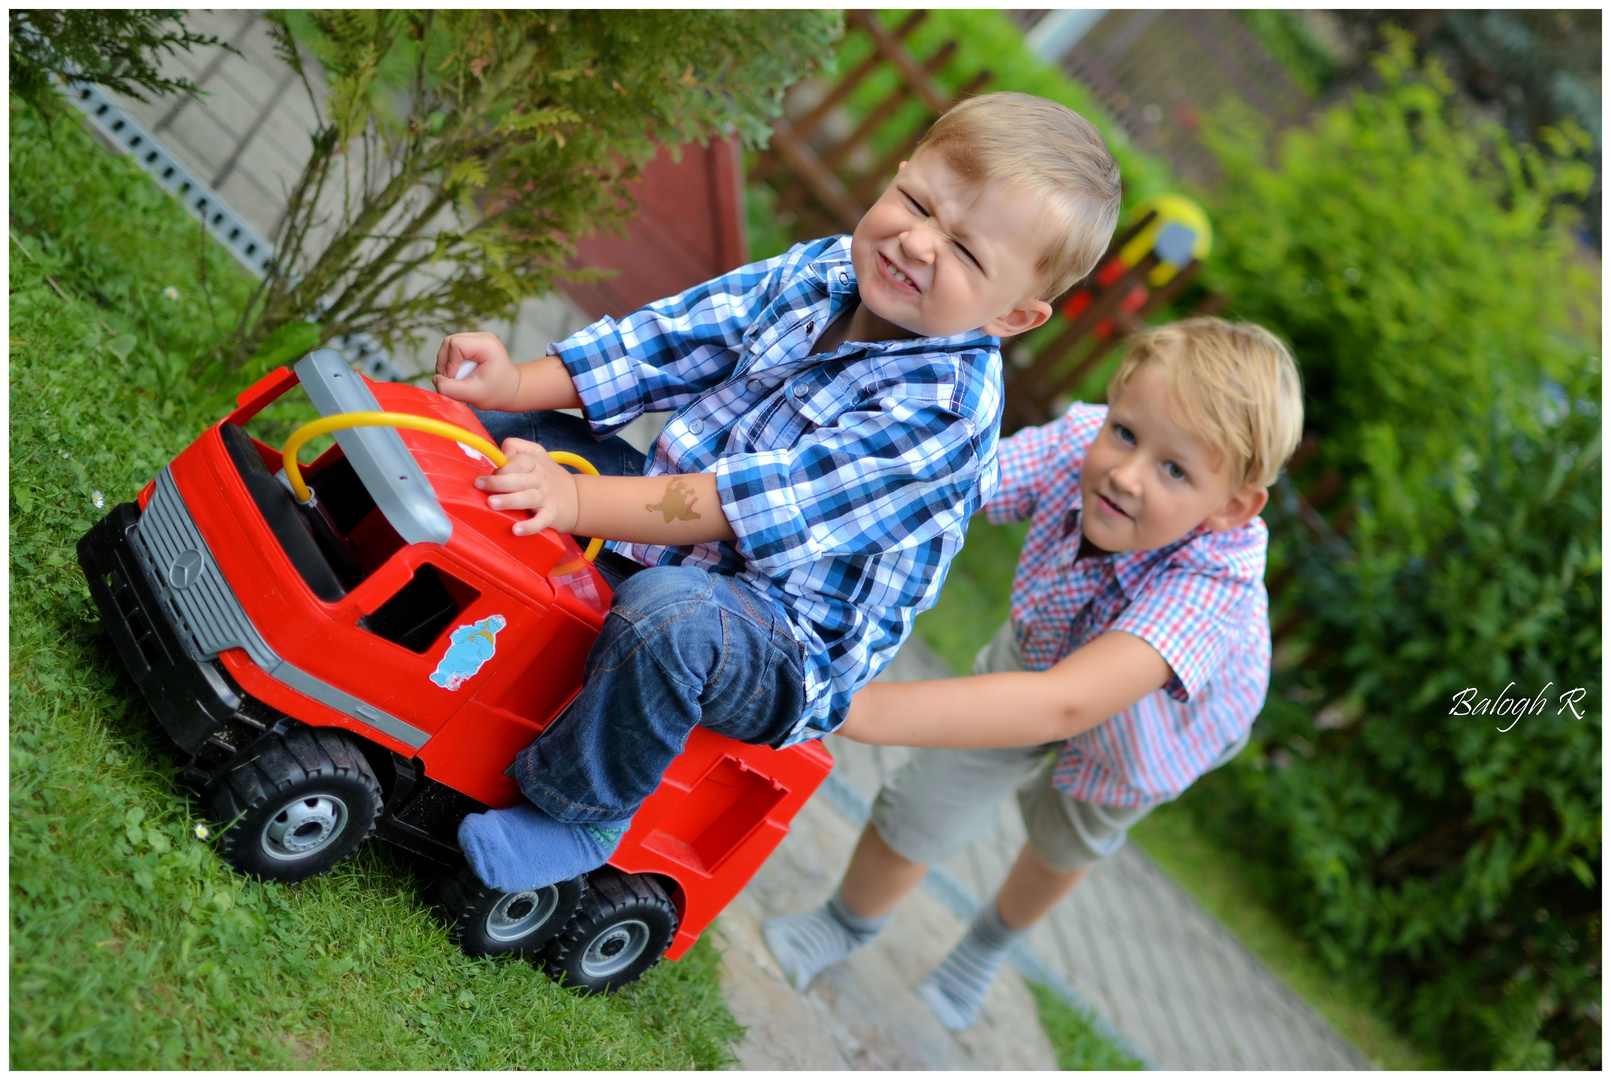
[
  {"x1": 1080, "y1": 363, "x2": 1267, "y2": 553},
  {"x1": 849, "y1": 149, "x2": 1053, "y2": 341}
]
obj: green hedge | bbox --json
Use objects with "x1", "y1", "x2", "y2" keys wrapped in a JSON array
[{"x1": 1190, "y1": 34, "x2": 1600, "y2": 1069}]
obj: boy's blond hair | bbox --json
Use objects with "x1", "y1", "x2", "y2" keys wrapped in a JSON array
[
  {"x1": 1107, "y1": 317, "x2": 1304, "y2": 489},
  {"x1": 914, "y1": 91, "x2": 1121, "y2": 300}
]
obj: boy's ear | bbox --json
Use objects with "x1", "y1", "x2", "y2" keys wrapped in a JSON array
[
  {"x1": 1203, "y1": 484, "x2": 1268, "y2": 533},
  {"x1": 980, "y1": 296, "x2": 1053, "y2": 338}
]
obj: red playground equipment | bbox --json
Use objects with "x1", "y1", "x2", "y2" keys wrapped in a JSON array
[
  {"x1": 77, "y1": 350, "x2": 833, "y2": 993},
  {"x1": 1058, "y1": 193, "x2": 1212, "y2": 341}
]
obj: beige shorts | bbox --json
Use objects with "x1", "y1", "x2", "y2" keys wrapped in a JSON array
[{"x1": 870, "y1": 621, "x2": 1153, "y2": 872}]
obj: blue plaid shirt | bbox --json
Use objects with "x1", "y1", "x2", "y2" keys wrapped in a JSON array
[{"x1": 550, "y1": 235, "x2": 1004, "y2": 744}]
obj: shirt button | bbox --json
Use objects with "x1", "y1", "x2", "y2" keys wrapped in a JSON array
[
  {"x1": 838, "y1": 270, "x2": 849, "y2": 285},
  {"x1": 746, "y1": 379, "x2": 764, "y2": 391},
  {"x1": 793, "y1": 383, "x2": 810, "y2": 399},
  {"x1": 806, "y1": 321, "x2": 815, "y2": 335},
  {"x1": 687, "y1": 418, "x2": 705, "y2": 435}
]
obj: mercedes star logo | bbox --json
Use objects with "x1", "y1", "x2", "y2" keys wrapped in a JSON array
[{"x1": 168, "y1": 549, "x2": 204, "y2": 590}]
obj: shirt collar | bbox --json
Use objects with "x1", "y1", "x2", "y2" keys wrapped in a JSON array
[
  {"x1": 809, "y1": 235, "x2": 998, "y2": 358},
  {"x1": 1063, "y1": 488, "x2": 1212, "y2": 600}
]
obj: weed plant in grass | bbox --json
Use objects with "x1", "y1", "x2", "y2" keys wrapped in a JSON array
[
  {"x1": 1027, "y1": 983, "x2": 1143, "y2": 1070},
  {"x1": 10, "y1": 104, "x2": 743, "y2": 1069}
]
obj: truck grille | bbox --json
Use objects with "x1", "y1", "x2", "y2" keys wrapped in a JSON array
[
  {"x1": 127, "y1": 466, "x2": 431, "y2": 750},
  {"x1": 130, "y1": 468, "x2": 278, "y2": 669}
]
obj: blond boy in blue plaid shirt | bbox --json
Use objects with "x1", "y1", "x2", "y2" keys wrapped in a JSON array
[{"x1": 432, "y1": 93, "x2": 1122, "y2": 894}]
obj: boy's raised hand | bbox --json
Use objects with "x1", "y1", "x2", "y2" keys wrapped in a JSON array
[
  {"x1": 476, "y1": 437, "x2": 581, "y2": 537},
  {"x1": 434, "y1": 332, "x2": 522, "y2": 411}
]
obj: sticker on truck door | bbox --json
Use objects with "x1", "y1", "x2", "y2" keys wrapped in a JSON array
[{"x1": 430, "y1": 614, "x2": 507, "y2": 690}]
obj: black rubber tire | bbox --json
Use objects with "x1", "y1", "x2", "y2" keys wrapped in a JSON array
[
  {"x1": 208, "y1": 725, "x2": 382, "y2": 883},
  {"x1": 434, "y1": 865, "x2": 584, "y2": 959},
  {"x1": 542, "y1": 867, "x2": 679, "y2": 995}
]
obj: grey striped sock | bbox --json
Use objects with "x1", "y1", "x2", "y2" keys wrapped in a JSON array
[
  {"x1": 763, "y1": 889, "x2": 891, "y2": 991},
  {"x1": 919, "y1": 900, "x2": 1026, "y2": 1031}
]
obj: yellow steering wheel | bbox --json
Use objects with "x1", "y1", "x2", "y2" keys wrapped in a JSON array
[{"x1": 280, "y1": 412, "x2": 603, "y2": 562}]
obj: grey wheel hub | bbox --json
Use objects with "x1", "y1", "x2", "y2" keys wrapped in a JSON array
[
  {"x1": 261, "y1": 793, "x2": 349, "y2": 861},
  {"x1": 485, "y1": 887, "x2": 559, "y2": 943},
  {"x1": 579, "y1": 919, "x2": 652, "y2": 979}
]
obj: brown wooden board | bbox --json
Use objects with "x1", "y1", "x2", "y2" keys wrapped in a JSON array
[{"x1": 560, "y1": 137, "x2": 748, "y2": 321}]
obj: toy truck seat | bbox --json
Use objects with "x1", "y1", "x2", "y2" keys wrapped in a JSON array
[{"x1": 77, "y1": 350, "x2": 832, "y2": 994}]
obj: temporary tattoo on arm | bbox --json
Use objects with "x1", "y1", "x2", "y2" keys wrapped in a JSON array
[{"x1": 646, "y1": 478, "x2": 702, "y2": 522}]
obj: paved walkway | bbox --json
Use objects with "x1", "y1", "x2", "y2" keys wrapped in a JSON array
[
  {"x1": 81, "y1": 12, "x2": 1368, "y2": 1069},
  {"x1": 831, "y1": 639, "x2": 1368, "y2": 1070}
]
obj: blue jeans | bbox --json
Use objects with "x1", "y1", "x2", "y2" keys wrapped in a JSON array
[{"x1": 479, "y1": 408, "x2": 809, "y2": 824}]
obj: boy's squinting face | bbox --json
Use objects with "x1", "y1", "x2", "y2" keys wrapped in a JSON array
[
  {"x1": 1080, "y1": 363, "x2": 1264, "y2": 553},
  {"x1": 851, "y1": 150, "x2": 1053, "y2": 341}
]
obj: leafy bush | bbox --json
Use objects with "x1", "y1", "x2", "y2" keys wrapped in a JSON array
[
  {"x1": 8, "y1": 10, "x2": 235, "y2": 122},
  {"x1": 1237, "y1": 11, "x2": 1341, "y2": 98},
  {"x1": 1190, "y1": 33, "x2": 1601, "y2": 1069},
  {"x1": 226, "y1": 10, "x2": 841, "y2": 377}
]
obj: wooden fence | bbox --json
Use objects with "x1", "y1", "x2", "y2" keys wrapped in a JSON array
[{"x1": 748, "y1": 10, "x2": 990, "y2": 240}]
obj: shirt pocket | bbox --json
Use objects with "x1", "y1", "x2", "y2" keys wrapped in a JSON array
[
  {"x1": 792, "y1": 379, "x2": 859, "y2": 429},
  {"x1": 792, "y1": 358, "x2": 954, "y2": 433}
]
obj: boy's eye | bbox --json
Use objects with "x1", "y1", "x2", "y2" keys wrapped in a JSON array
[
  {"x1": 1113, "y1": 423, "x2": 1135, "y2": 444},
  {"x1": 1165, "y1": 462, "x2": 1188, "y2": 481},
  {"x1": 953, "y1": 241, "x2": 980, "y2": 269},
  {"x1": 902, "y1": 192, "x2": 928, "y2": 217}
]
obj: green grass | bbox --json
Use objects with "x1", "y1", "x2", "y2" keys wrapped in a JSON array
[
  {"x1": 1027, "y1": 982, "x2": 1144, "y2": 1070},
  {"x1": 910, "y1": 511, "x2": 1438, "y2": 1072},
  {"x1": 9, "y1": 101, "x2": 742, "y2": 1070}
]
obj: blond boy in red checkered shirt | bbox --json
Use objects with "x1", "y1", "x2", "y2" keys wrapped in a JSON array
[{"x1": 765, "y1": 317, "x2": 1305, "y2": 1029}]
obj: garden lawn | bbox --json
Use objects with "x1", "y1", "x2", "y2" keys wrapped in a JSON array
[{"x1": 9, "y1": 103, "x2": 742, "y2": 1070}]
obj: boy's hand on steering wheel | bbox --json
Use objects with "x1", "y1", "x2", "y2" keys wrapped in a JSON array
[
  {"x1": 475, "y1": 437, "x2": 581, "y2": 537},
  {"x1": 434, "y1": 332, "x2": 522, "y2": 411}
]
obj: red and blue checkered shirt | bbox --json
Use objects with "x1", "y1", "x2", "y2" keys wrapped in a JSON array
[
  {"x1": 552, "y1": 236, "x2": 1003, "y2": 745},
  {"x1": 987, "y1": 403, "x2": 1271, "y2": 807}
]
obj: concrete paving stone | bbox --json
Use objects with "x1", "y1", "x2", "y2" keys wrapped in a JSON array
[
  {"x1": 1038, "y1": 908, "x2": 1091, "y2": 1002},
  {"x1": 186, "y1": 70, "x2": 272, "y2": 153},
  {"x1": 1138, "y1": 921, "x2": 1224, "y2": 1066},
  {"x1": 719, "y1": 778, "x2": 1058, "y2": 1070},
  {"x1": 154, "y1": 103, "x2": 238, "y2": 181},
  {"x1": 506, "y1": 293, "x2": 595, "y2": 360},
  {"x1": 211, "y1": 91, "x2": 302, "y2": 193},
  {"x1": 213, "y1": 45, "x2": 294, "y2": 109},
  {"x1": 215, "y1": 169, "x2": 288, "y2": 242},
  {"x1": 102, "y1": 87, "x2": 169, "y2": 140},
  {"x1": 1171, "y1": 942, "x2": 1242, "y2": 1068}
]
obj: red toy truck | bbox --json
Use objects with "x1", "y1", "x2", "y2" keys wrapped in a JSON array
[{"x1": 77, "y1": 350, "x2": 832, "y2": 993}]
